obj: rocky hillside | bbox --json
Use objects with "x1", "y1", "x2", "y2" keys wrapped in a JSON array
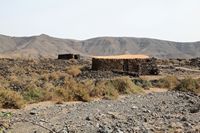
[{"x1": 0, "y1": 34, "x2": 200, "y2": 59}]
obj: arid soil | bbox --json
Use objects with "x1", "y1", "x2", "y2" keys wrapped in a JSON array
[
  {"x1": 1, "y1": 58, "x2": 200, "y2": 133},
  {"x1": 1, "y1": 91, "x2": 199, "y2": 133}
]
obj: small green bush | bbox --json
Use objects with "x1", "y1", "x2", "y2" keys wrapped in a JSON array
[{"x1": 22, "y1": 85, "x2": 43, "y2": 103}]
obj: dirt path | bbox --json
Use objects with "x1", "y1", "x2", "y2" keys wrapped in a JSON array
[
  {"x1": 144, "y1": 88, "x2": 168, "y2": 94},
  {"x1": 175, "y1": 67, "x2": 200, "y2": 72}
]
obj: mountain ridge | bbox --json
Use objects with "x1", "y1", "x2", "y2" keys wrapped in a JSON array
[{"x1": 0, "y1": 34, "x2": 199, "y2": 59}]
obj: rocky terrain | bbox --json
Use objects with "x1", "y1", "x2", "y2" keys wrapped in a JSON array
[
  {"x1": 1, "y1": 91, "x2": 199, "y2": 133},
  {"x1": 0, "y1": 58, "x2": 200, "y2": 133},
  {"x1": 0, "y1": 34, "x2": 200, "y2": 59}
]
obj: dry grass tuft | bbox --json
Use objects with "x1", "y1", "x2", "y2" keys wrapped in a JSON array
[
  {"x1": 90, "y1": 80, "x2": 119, "y2": 100},
  {"x1": 54, "y1": 78, "x2": 91, "y2": 102},
  {"x1": 0, "y1": 88, "x2": 25, "y2": 109},
  {"x1": 65, "y1": 66, "x2": 82, "y2": 77},
  {"x1": 90, "y1": 77, "x2": 144, "y2": 100},
  {"x1": 175, "y1": 77, "x2": 200, "y2": 94},
  {"x1": 156, "y1": 76, "x2": 179, "y2": 89}
]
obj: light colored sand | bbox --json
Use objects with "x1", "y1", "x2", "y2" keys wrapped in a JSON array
[
  {"x1": 93, "y1": 54, "x2": 149, "y2": 59},
  {"x1": 144, "y1": 88, "x2": 168, "y2": 94}
]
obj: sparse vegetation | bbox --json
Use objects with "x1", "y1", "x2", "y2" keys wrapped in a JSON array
[
  {"x1": 22, "y1": 85, "x2": 43, "y2": 103},
  {"x1": 156, "y1": 76, "x2": 180, "y2": 89},
  {"x1": 56, "y1": 77, "x2": 91, "y2": 102},
  {"x1": 90, "y1": 77, "x2": 144, "y2": 100},
  {"x1": 134, "y1": 79, "x2": 152, "y2": 89},
  {"x1": 90, "y1": 80, "x2": 119, "y2": 100},
  {"x1": 0, "y1": 70, "x2": 144, "y2": 108},
  {"x1": 110, "y1": 77, "x2": 144, "y2": 94},
  {"x1": 0, "y1": 88, "x2": 25, "y2": 109},
  {"x1": 174, "y1": 77, "x2": 200, "y2": 94},
  {"x1": 1, "y1": 58, "x2": 200, "y2": 109},
  {"x1": 65, "y1": 65, "x2": 82, "y2": 77}
]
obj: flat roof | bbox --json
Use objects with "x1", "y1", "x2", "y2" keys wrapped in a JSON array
[{"x1": 92, "y1": 54, "x2": 150, "y2": 59}]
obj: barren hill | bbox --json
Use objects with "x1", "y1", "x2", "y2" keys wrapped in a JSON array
[{"x1": 0, "y1": 34, "x2": 200, "y2": 59}]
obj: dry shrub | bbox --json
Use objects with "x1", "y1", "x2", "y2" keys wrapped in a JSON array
[
  {"x1": 134, "y1": 79, "x2": 152, "y2": 89},
  {"x1": 0, "y1": 88, "x2": 25, "y2": 109},
  {"x1": 40, "y1": 75, "x2": 49, "y2": 82},
  {"x1": 55, "y1": 77, "x2": 91, "y2": 102},
  {"x1": 0, "y1": 77, "x2": 10, "y2": 88},
  {"x1": 157, "y1": 76, "x2": 179, "y2": 89},
  {"x1": 111, "y1": 77, "x2": 144, "y2": 94},
  {"x1": 175, "y1": 78, "x2": 200, "y2": 94},
  {"x1": 93, "y1": 81, "x2": 119, "y2": 100},
  {"x1": 90, "y1": 77, "x2": 143, "y2": 100},
  {"x1": 65, "y1": 66, "x2": 81, "y2": 77},
  {"x1": 55, "y1": 87, "x2": 73, "y2": 101},
  {"x1": 49, "y1": 71, "x2": 65, "y2": 80},
  {"x1": 47, "y1": 71, "x2": 68, "y2": 87}
]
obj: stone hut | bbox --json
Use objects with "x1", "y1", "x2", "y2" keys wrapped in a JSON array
[
  {"x1": 92, "y1": 54, "x2": 159, "y2": 75},
  {"x1": 58, "y1": 54, "x2": 80, "y2": 60}
]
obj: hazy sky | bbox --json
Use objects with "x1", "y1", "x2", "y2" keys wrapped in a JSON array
[{"x1": 0, "y1": 0, "x2": 199, "y2": 41}]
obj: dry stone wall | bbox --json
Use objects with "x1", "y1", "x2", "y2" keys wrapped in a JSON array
[
  {"x1": 58, "y1": 54, "x2": 80, "y2": 60},
  {"x1": 92, "y1": 58, "x2": 159, "y2": 75}
]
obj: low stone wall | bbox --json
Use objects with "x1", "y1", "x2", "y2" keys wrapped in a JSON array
[
  {"x1": 58, "y1": 54, "x2": 80, "y2": 60},
  {"x1": 92, "y1": 58, "x2": 159, "y2": 75}
]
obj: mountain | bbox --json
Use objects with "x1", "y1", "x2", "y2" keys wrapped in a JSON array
[{"x1": 0, "y1": 34, "x2": 199, "y2": 59}]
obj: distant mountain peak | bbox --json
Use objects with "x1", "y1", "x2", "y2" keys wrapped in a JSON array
[{"x1": 38, "y1": 34, "x2": 50, "y2": 38}]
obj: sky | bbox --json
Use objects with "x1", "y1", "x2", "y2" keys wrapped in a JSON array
[{"x1": 0, "y1": 0, "x2": 199, "y2": 42}]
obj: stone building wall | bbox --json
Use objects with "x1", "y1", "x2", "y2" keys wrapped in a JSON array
[
  {"x1": 92, "y1": 58, "x2": 124, "y2": 71},
  {"x1": 92, "y1": 58, "x2": 159, "y2": 75}
]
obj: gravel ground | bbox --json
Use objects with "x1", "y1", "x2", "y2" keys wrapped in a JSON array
[{"x1": 2, "y1": 91, "x2": 200, "y2": 133}]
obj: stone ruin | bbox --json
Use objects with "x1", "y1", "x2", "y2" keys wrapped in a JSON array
[
  {"x1": 92, "y1": 57, "x2": 159, "y2": 76},
  {"x1": 58, "y1": 54, "x2": 80, "y2": 60}
]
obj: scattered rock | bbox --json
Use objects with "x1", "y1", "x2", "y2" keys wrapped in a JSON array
[
  {"x1": 181, "y1": 117, "x2": 187, "y2": 121},
  {"x1": 189, "y1": 104, "x2": 200, "y2": 113},
  {"x1": 131, "y1": 105, "x2": 138, "y2": 109},
  {"x1": 30, "y1": 109, "x2": 37, "y2": 115},
  {"x1": 6, "y1": 91, "x2": 200, "y2": 133}
]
